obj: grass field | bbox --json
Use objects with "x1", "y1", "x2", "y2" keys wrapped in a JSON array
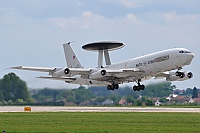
[{"x1": 0, "y1": 112, "x2": 200, "y2": 133}]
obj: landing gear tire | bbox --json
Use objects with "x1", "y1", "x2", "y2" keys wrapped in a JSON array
[
  {"x1": 107, "y1": 85, "x2": 111, "y2": 90},
  {"x1": 114, "y1": 84, "x2": 119, "y2": 89},
  {"x1": 133, "y1": 86, "x2": 137, "y2": 91},
  {"x1": 110, "y1": 85, "x2": 115, "y2": 90},
  {"x1": 140, "y1": 85, "x2": 145, "y2": 90},
  {"x1": 133, "y1": 79, "x2": 145, "y2": 91},
  {"x1": 107, "y1": 84, "x2": 119, "y2": 90},
  {"x1": 133, "y1": 85, "x2": 145, "y2": 91}
]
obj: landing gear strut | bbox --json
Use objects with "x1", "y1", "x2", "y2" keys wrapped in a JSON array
[
  {"x1": 133, "y1": 80, "x2": 145, "y2": 91},
  {"x1": 107, "y1": 84, "x2": 119, "y2": 90}
]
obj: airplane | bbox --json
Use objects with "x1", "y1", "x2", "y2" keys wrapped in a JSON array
[{"x1": 9, "y1": 41, "x2": 194, "y2": 91}]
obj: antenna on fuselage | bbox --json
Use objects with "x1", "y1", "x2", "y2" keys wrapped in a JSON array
[{"x1": 67, "y1": 41, "x2": 76, "y2": 45}]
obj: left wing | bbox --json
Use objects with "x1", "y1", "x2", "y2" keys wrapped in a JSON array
[
  {"x1": 8, "y1": 66, "x2": 91, "y2": 77},
  {"x1": 8, "y1": 66, "x2": 56, "y2": 73}
]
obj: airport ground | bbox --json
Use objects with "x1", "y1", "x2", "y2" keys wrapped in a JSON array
[
  {"x1": 0, "y1": 106, "x2": 200, "y2": 112},
  {"x1": 0, "y1": 110, "x2": 200, "y2": 132}
]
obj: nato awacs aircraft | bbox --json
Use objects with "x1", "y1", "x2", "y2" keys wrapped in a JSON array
[{"x1": 9, "y1": 41, "x2": 194, "y2": 91}]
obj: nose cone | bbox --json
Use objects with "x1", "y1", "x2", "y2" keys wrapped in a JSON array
[
  {"x1": 191, "y1": 53, "x2": 195, "y2": 59},
  {"x1": 184, "y1": 53, "x2": 194, "y2": 65}
]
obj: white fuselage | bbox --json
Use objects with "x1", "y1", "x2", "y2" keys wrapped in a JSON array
[
  {"x1": 106, "y1": 48, "x2": 193, "y2": 74},
  {"x1": 69, "y1": 48, "x2": 194, "y2": 86}
]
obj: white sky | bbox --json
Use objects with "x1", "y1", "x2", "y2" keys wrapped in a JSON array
[{"x1": 1, "y1": 0, "x2": 200, "y2": 89}]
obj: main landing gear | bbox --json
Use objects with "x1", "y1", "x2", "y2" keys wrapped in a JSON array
[
  {"x1": 133, "y1": 80, "x2": 145, "y2": 91},
  {"x1": 107, "y1": 84, "x2": 119, "y2": 90},
  {"x1": 106, "y1": 80, "x2": 145, "y2": 91}
]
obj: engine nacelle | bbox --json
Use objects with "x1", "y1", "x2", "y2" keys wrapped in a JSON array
[
  {"x1": 52, "y1": 68, "x2": 70, "y2": 77},
  {"x1": 89, "y1": 69, "x2": 107, "y2": 80},
  {"x1": 166, "y1": 71, "x2": 193, "y2": 81}
]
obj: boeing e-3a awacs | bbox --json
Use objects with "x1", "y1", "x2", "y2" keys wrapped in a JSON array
[{"x1": 9, "y1": 41, "x2": 194, "y2": 91}]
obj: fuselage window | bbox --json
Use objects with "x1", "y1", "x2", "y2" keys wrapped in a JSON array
[{"x1": 179, "y1": 50, "x2": 191, "y2": 54}]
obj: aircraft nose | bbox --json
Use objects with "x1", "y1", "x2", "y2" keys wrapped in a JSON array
[
  {"x1": 189, "y1": 53, "x2": 195, "y2": 60},
  {"x1": 184, "y1": 53, "x2": 194, "y2": 65},
  {"x1": 191, "y1": 53, "x2": 195, "y2": 59}
]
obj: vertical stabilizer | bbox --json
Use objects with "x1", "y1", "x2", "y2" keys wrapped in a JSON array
[{"x1": 63, "y1": 42, "x2": 83, "y2": 68}]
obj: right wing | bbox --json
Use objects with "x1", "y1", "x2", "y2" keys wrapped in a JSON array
[
  {"x1": 153, "y1": 72, "x2": 170, "y2": 79},
  {"x1": 37, "y1": 76, "x2": 76, "y2": 82},
  {"x1": 104, "y1": 68, "x2": 145, "y2": 78}
]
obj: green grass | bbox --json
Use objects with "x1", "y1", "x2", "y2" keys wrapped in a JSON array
[{"x1": 0, "y1": 112, "x2": 200, "y2": 133}]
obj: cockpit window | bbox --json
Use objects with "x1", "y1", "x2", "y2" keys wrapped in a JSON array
[{"x1": 179, "y1": 50, "x2": 191, "y2": 54}]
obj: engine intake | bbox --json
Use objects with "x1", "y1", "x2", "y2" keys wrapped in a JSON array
[
  {"x1": 64, "y1": 68, "x2": 70, "y2": 74},
  {"x1": 187, "y1": 72, "x2": 193, "y2": 79},
  {"x1": 167, "y1": 71, "x2": 193, "y2": 81},
  {"x1": 101, "y1": 70, "x2": 107, "y2": 76},
  {"x1": 89, "y1": 69, "x2": 107, "y2": 80},
  {"x1": 52, "y1": 67, "x2": 71, "y2": 77}
]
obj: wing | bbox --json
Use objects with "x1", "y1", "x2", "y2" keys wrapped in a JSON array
[
  {"x1": 8, "y1": 66, "x2": 56, "y2": 73},
  {"x1": 9, "y1": 66, "x2": 91, "y2": 77},
  {"x1": 91, "y1": 68, "x2": 145, "y2": 83},
  {"x1": 153, "y1": 72, "x2": 169, "y2": 79},
  {"x1": 37, "y1": 76, "x2": 75, "y2": 82},
  {"x1": 67, "y1": 68, "x2": 91, "y2": 75},
  {"x1": 105, "y1": 68, "x2": 145, "y2": 78}
]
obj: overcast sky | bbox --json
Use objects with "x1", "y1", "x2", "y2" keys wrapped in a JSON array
[{"x1": 1, "y1": 0, "x2": 200, "y2": 89}]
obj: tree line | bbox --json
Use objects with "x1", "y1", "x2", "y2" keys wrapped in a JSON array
[
  {"x1": 0, "y1": 73, "x2": 198, "y2": 106},
  {"x1": 0, "y1": 73, "x2": 30, "y2": 105}
]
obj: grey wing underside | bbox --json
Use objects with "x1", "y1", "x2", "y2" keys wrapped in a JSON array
[
  {"x1": 8, "y1": 66, "x2": 150, "y2": 84},
  {"x1": 37, "y1": 76, "x2": 76, "y2": 82},
  {"x1": 98, "y1": 68, "x2": 145, "y2": 83},
  {"x1": 8, "y1": 66, "x2": 56, "y2": 73}
]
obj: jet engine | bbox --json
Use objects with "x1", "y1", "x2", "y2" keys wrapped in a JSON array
[
  {"x1": 166, "y1": 71, "x2": 193, "y2": 81},
  {"x1": 52, "y1": 68, "x2": 70, "y2": 77},
  {"x1": 89, "y1": 69, "x2": 107, "y2": 80}
]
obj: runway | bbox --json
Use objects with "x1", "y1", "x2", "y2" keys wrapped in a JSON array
[{"x1": 0, "y1": 106, "x2": 200, "y2": 112}]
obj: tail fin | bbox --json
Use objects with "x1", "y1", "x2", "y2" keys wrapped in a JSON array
[{"x1": 63, "y1": 42, "x2": 83, "y2": 68}]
